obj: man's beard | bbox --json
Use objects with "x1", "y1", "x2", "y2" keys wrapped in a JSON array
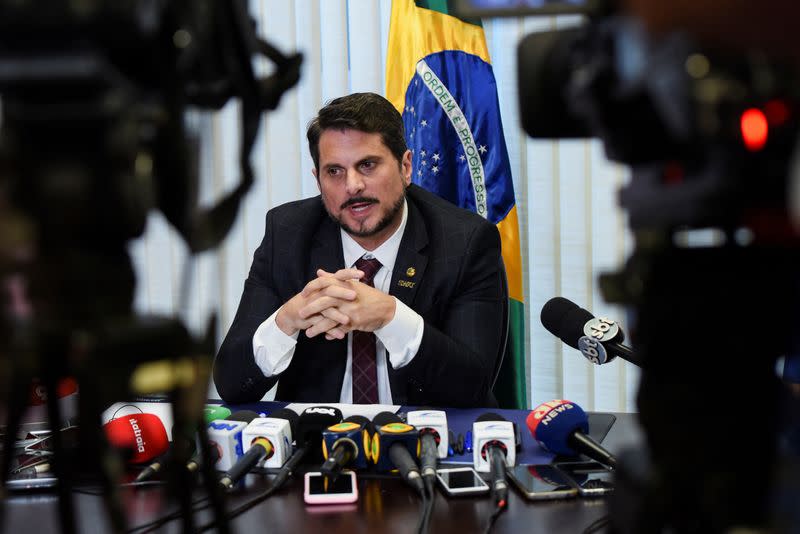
[{"x1": 328, "y1": 190, "x2": 406, "y2": 238}]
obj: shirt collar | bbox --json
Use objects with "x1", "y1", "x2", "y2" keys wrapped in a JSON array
[{"x1": 341, "y1": 198, "x2": 408, "y2": 272}]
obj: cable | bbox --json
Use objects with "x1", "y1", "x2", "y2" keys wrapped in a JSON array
[
  {"x1": 418, "y1": 477, "x2": 435, "y2": 534},
  {"x1": 582, "y1": 514, "x2": 612, "y2": 534},
  {"x1": 482, "y1": 501, "x2": 506, "y2": 534}
]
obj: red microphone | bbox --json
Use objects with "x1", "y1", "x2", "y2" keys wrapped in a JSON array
[{"x1": 104, "y1": 413, "x2": 169, "y2": 464}]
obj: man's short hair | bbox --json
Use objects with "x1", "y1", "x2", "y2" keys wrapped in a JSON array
[{"x1": 306, "y1": 92, "x2": 408, "y2": 171}]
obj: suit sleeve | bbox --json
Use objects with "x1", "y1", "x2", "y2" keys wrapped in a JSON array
[
  {"x1": 213, "y1": 211, "x2": 284, "y2": 403},
  {"x1": 397, "y1": 222, "x2": 506, "y2": 407}
]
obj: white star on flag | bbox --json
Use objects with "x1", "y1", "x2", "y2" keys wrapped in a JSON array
[
  {"x1": 432, "y1": 153, "x2": 440, "y2": 161},
  {"x1": 421, "y1": 119, "x2": 427, "y2": 127},
  {"x1": 432, "y1": 166, "x2": 439, "y2": 174},
  {"x1": 479, "y1": 145, "x2": 488, "y2": 154}
]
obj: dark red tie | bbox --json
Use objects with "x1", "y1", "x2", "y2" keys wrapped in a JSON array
[{"x1": 352, "y1": 256, "x2": 382, "y2": 404}]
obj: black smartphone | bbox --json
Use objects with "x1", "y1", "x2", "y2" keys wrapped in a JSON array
[
  {"x1": 555, "y1": 461, "x2": 614, "y2": 497},
  {"x1": 506, "y1": 464, "x2": 578, "y2": 501}
]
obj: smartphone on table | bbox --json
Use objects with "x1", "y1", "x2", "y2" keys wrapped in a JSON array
[
  {"x1": 555, "y1": 461, "x2": 614, "y2": 497},
  {"x1": 303, "y1": 470, "x2": 358, "y2": 505},
  {"x1": 506, "y1": 464, "x2": 578, "y2": 501},
  {"x1": 436, "y1": 466, "x2": 490, "y2": 497}
]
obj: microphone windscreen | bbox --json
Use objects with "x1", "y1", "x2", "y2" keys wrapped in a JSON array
[
  {"x1": 526, "y1": 400, "x2": 589, "y2": 456},
  {"x1": 475, "y1": 412, "x2": 507, "y2": 423},
  {"x1": 298, "y1": 406, "x2": 343, "y2": 445},
  {"x1": 373, "y1": 411, "x2": 402, "y2": 427},
  {"x1": 540, "y1": 297, "x2": 593, "y2": 349},
  {"x1": 204, "y1": 405, "x2": 232, "y2": 423},
  {"x1": 227, "y1": 410, "x2": 260, "y2": 423},
  {"x1": 104, "y1": 413, "x2": 169, "y2": 464},
  {"x1": 343, "y1": 415, "x2": 371, "y2": 430}
]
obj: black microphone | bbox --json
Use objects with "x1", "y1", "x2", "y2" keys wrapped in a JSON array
[
  {"x1": 320, "y1": 415, "x2": 372, "y2": 479},
  {"x1": 540, "y1": 297, "x2": 642, "y2": 367},
  {"x1": 406, "y1": 410, "x2": 448, "y2": 485},
  {"x1": 372, "y1": 412, "x2": 423, "y2": 497},
  {"x1": 270, "y1": 406, "x2": 343, "y2": 491},
  {"x1": 474, "y1": 413, "x2": 515, "y2": 508}
]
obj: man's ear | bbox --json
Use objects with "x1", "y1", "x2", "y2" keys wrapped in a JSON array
[
  {"x1": 312, "y1": 167, "x2": 320, "y2": 191},
  {"x1": 401, "y1": 149, "x2": 412, "y2": 186}
]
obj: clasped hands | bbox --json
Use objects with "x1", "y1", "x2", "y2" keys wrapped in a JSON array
[{"x1": 275, "y1": 268, "x2": 396, "y2": 341}]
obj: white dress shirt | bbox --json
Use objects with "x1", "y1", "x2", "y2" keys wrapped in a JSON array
[{"x1": 251, "y1": 199, "x2": 425, "y2": 403}]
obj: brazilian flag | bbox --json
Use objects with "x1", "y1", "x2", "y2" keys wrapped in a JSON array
[{"x1": 386, "y1": 0, "x2": 526, "y2": 408}]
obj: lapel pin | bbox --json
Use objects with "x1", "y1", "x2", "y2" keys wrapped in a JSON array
[{"x1": 406, "y1": 267, "x2": 416, "y2": 277}]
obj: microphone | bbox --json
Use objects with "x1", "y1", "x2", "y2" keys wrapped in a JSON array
[
  {"x1": 320, "y1": 415, "x2": 372, "y2": 478},
  {"x1": 203, "y1": 405, "x2": 232, "y2": 423},
  {"x1": 269, "y1": 406, "x2": 343, "y2": 492},
  {"x1": 136, "y1": 406, "x2": 234, "y2": 482},
  {"x1": 473, "y1": 413, "x2": 515, "y2": 508},
  {"x1": 526, "y1": 399, "x2": 617, "y2": 468},
  {"x1": 104, "y1": 413, "x2": 169, "y2": 464},
  {"x1": 207, "y1": 410, "x2": 261, "y2": 471},
  {"x1": 406, "y1": 409, "x2": 448, "y2": 483},
  {"x1": 219, "y1": 408, "x2": 299, "y2": 489},
  {"x1": 371, "y1": 412, "x2": 423, "y2": 496},
  {"x1": 540, "y1": 296, "x2": 642, "y2": 367}
]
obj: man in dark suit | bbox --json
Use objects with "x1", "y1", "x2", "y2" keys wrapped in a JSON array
[{"x1": 213, "y1": 92, "x2": 506, "y2": 407}]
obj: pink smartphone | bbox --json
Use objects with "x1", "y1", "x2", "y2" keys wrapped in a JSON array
[{"x1": 303, "y1": 471, "x2": 358, "y2": 505}]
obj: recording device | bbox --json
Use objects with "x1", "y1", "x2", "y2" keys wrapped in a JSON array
[
  {"x1": 406, "y1": 409, "x2": 448, "y2": 486},
  {"x1": 371, "y1": 412, "x2": 423, "y2": 496},
  {"x1": 512, "y1": 2, "x2": 800, "y2": 531},
  {"x1": 103, "y1": 413, "x2": 169, "y2": 464},
  {"x1": 0, "y1": 2, "x2": 302, "y2": 531},
  {"x1": 540, "y1": 297, "x2": 640, "y2": 367},
  {"x1": 435, "y1": 467, "x2": 490, "y2": 497},
  {"x1": 303, "y1": 471, "x2": 358, "y2": 505},
  {"x1": 527, "y1": 400, "x2": 616, "y2": 468},
  {"x1": 320, "y1": 415, "x2": 372, "y2": 478},
  {"x1": 506, "y1": 464, "x2": 578, "y2": 501},
  {"x1": 555, "y1": 461, "x2": 614, "y2": 497},
  {"x1": 473, "y1": 413, "x2": 516, "y2": 509}
]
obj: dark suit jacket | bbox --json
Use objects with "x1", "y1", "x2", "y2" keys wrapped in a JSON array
[{"x1": 213, "y1": 184, "x2": 506, "y2": 407}]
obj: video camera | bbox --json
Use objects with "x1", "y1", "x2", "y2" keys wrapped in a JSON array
[
  {"x1": 0, "y1": 2, "x2": 301, "y2": 532},
  {"x1": 456, "y1": 1, "x2": 800, "y2": 532}
]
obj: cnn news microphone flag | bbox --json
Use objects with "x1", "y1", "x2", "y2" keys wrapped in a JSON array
[{"x1": 386, "y1": 0, "x2": 526, "y2": 408}]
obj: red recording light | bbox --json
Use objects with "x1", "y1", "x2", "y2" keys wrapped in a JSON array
[{"x1": 740, "y1": 108, "x2": 768, "y2": 151}]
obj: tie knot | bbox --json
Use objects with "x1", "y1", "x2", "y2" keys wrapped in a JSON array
[{"x1": 355, "y1": 256, "x2": 382, "y2": 285}]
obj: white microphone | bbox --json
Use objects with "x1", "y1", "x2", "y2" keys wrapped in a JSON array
[{"x1": 472, "y1": 416, "x2": 516, "y2": 473}]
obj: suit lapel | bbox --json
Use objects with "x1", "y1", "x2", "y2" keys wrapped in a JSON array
[
  {"x1": 307, "y1": 215, "x2": 347, "y2": 399},
  {"x1": 390, "y1": 198, "x2": 428, "y2": 308},
  {"x1": 309, "y1": 217, "x2": 345, "y2": 279}
]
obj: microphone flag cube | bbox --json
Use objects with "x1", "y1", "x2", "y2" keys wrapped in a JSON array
[
  {"x1": 241, "y1": 417, "x2": 293, "y2": 468},
  {"x1": 406, "y1": 410, "x2": 449, "y2": 459},
  {"x1": 472, "y1": 420, "x2": 515, "y2": 473},
  {"x1": 207, "y1": 420, "x2": 247, "y2": 471}
]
